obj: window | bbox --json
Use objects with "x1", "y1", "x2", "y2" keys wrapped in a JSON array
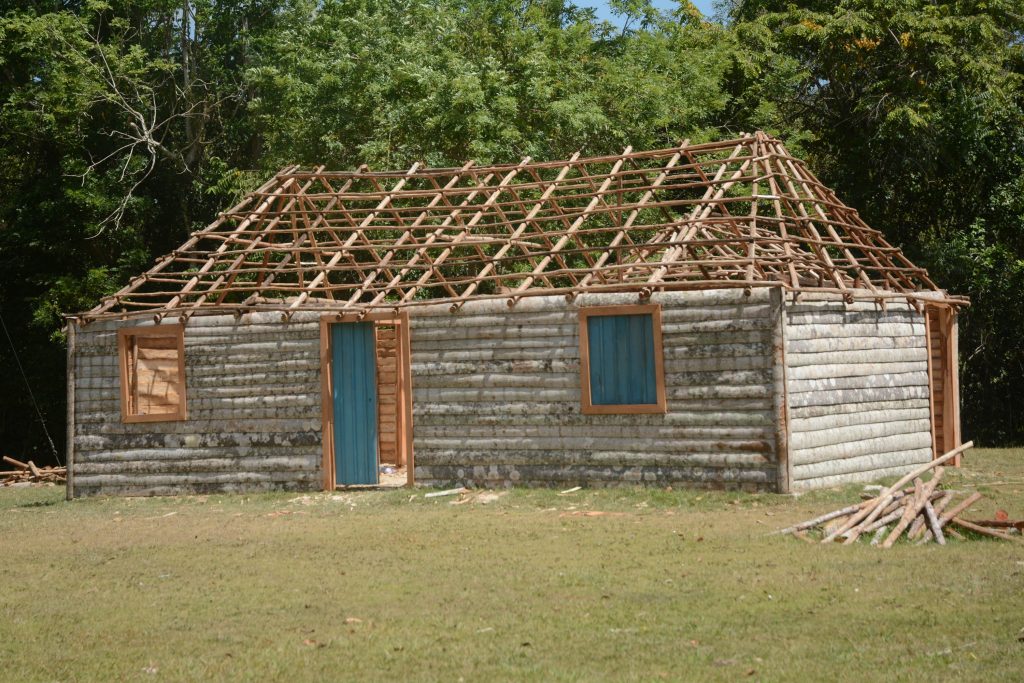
[
  {"x1": 118, "y1": 325, "x2": 187, "y2": 422},
  {"x1": 579, "y1": 305, "x2": 666, "y2": 415}
]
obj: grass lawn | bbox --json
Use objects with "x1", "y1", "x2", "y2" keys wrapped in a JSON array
[{"x1": 1, "y1": 449, "x2": 1023, "y2": 682}]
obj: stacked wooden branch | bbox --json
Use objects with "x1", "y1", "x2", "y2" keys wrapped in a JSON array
[
  {"x1": 0, "y1": 456, "x2": 66, "y2": 486},
  {"x1": 780, "y1": 442, "x2": 1022, "y2": 546}
]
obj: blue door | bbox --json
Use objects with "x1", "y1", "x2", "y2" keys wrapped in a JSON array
[{"x1": 331, "y1": 323, "x2": 378, "y2": 486}]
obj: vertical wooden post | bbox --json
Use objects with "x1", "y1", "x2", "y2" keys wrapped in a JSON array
[
  {"x1": 65, "y1": 319, "x2": 77, "y2": 501},
  {"x1": 948, "y1": 310, "x2": 962, "y2": 466},
  {"x1": 769, "y1": 287, "x2": 791, "y2": 493},
  {"x1": 398, "y1": 311, "x2": 415, "y2": 487},
  {"x1": 319, "y1": 316, "x2": 334, "y2": 491}
]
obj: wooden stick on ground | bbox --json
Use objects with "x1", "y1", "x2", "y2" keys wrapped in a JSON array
[
  {"x1": 937, "y1": 492, "x2": 983, "y2": 528},
  {"x1": 923, "y1": 501, "x2": 946, "y2": 545},
  {"x1": 880, "y1": 478, "x2": 927, "y2": 548},
  {"x1": 915, "y1": 491, "x2": 954, "y2": 542},
  {"x1": 950, "y1": 518, "x2": 1023, "y2": 542},
  {"x1": 777, "y1": 501, "x2": 870, "y2": 536}
]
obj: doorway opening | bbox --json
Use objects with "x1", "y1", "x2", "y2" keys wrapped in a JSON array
[{"x1": 320, "y1": 312, "x2": 413, "y2": 489}]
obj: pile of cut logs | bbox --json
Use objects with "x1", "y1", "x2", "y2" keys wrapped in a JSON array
[
  {"x1": 780, "y1": 441, "x2": 1022, "y2": 546},
  {"x1": 0, "y1": 456, "x2": 66, "y2": 486}
]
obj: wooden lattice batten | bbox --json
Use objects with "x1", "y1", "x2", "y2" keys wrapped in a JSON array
[{"x1": 82, "y1": 132, "x2": 966, "y2": 323}]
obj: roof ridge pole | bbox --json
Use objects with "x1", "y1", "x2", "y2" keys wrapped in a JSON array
[
  {"x1": 86, "y1": 166, "x2": 297, "y2": 319},
  {"x1": 449, "y1": 152, "x2": 583, "y2": 311},
  {"x1": 357, "y1": 167, "x2": 502, "y2": 308},
  {"x1": 388, "y1": 157, "x2": 534, "y2": 306},
  {"x1": 283, "y1": 161, "x2": 422, "y2": 319},
  {"x1": 638, "y1": 137, "x2": 753, "y2": 295},
  {"x1": 343, "y1": 161, "x2": 476, "y2": 306},
  {"x1": 505, "y1": 146, "x2": 632, "y2": 307},
  {"x1": 239, "y1": 167, "x2": 368, "y2": 310},
  {"x1": 570, "y1": 142, "x2": 689, "y2": 297}
]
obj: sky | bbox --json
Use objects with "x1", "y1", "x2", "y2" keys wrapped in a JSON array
[{"x1": 584, "y1": 0, "x2": 720, "y2": 23}]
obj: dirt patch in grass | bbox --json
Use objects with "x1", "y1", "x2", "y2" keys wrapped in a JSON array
[{"x1": 1, "y1": 449, "x2": 1023, "y2": 681}]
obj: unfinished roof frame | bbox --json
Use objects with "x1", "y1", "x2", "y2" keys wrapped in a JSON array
[{"x1": 82, "y1": 132, "x2": 965, "y2": 324}]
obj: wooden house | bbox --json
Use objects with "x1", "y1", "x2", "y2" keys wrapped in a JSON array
[{"x1": 66, "y1": 133, "x2": 965, "y2": 497}]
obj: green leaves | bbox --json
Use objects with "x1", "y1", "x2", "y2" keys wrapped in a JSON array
[{"x1": 1, "y1": 0, "x2": 1023, "y2": 459}]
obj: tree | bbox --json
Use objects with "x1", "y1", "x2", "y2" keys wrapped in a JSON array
[{"x1": 727, "y1": 0, "x2": 1024, "y2": 443}]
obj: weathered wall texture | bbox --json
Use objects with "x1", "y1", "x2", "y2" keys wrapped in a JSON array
[
  {"x1": 71, "y1": 312, "x2": 323, "y2": 497},
  {"x1": 409, "y1": 290, "x2": 781, "y2": 490},
  {"x1": 784, "y1": 298, "x2": 932, "y2": 490}
]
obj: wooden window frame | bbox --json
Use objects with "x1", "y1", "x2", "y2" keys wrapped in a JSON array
[
  {"x1": 579, "y1": 304, "x2": 667, "y2": 415},
  {"x1": 117, "y1": 324, "x2": 187, "y2": 423}
]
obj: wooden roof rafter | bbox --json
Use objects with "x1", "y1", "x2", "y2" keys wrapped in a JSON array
[{"x1": 79, "y1": 133, "x2": 965, "y2": 323}]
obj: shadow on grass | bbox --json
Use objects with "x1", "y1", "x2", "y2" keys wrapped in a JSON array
[{"x1": 16, "y1": 497, "x2": 59, "y2": 508}]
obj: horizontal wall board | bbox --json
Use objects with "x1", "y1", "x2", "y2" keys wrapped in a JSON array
[
  {"x1": 787, "y1": 334, "x2": 924, "y2": 354},
  {"x1": 789, "y1": 407, "x2": 930, "y2": 435},
  {"x1": 788, "y1": 398, "x2": 931, "y2": 420},
  {"x1": 75, "y1": 431, "x2": 321, "y2": 452},
  {"x1": 412, "y1": 324, "x2": 577, "y2": 341},
  {"x1": 414, "y1": 449, "x2": 772, "y2": 468},
  {"x1": 74, "y1": 471, "x2": 318, "y2": 488},
  {"x1": 792, "y1": 459, "x2": 931, "y2": 491},
  {"x1": 792, "y1": 431, "x2": 931, "y2": 466},
  {"x1": 790, "y1": 418, "x2": 932, "y2": 451},
  {"x1": 414, "y1": 436, "x2": 772, "y2": 454},
  {"x1": 74, "y1": 480, "x2": 318, "y2": 497},
  {"x1": 787, "y1": 347, "x2": 927, "y2": 367},
  {"x1": 787, "y1": 372, "x2": 928, "y2": 396},
  {"x1": 415, "y1": 464, "x2": 773, "y2": 489},
  {"x1": 787, "y1": 322, "x2": 925, "y2": 341},
  {"x1": 413, "y1": 403, "x2": 774, "y2": 426},
  {"x1": 788, "y1": 361, "x2": 926, "y2": 382},
  {"x1": 75, "y1": 418, "x2": 322, "y2": 435},
  {"x1": 788, "y1": 385, "x2": 929, "y2": 409},
  {"x1": 75, "y1": 455, "x2": 318, "y2": 475},
  {"x1": 414, "y1": 424, "x2": 772, "y2": 441},
  {"x1": 793, "y1": 447, "x2": 932, "y2": 483}
]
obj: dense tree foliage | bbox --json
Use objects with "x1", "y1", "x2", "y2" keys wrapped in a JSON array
[{"x1": 0, "y1": 0, "x2": 1021, "y2": 463}]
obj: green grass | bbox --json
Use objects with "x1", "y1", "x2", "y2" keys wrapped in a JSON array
[{"x1": 2, "y1": 449, "x2": 1023, "y2": 682}]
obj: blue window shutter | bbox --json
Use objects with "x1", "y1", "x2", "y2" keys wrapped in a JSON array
[{"x1": 587, "y1": 313, "x2": 657, "y2": 405}]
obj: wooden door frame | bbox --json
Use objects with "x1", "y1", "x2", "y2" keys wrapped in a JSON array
[
  {"x1": 320, "y1": 311, "x2": 414, "y2": 490},
  {"x1": 924, "y1": 304, "x2": 961, "y2": 465}
]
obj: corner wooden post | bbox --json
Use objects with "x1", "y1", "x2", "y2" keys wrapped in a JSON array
[
  {"x1": 769, "y1": 287, "x2": 792, "y2": 493},
  {"x1": 65, "y1": 319, "x2": 77, "y2": 501}
]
